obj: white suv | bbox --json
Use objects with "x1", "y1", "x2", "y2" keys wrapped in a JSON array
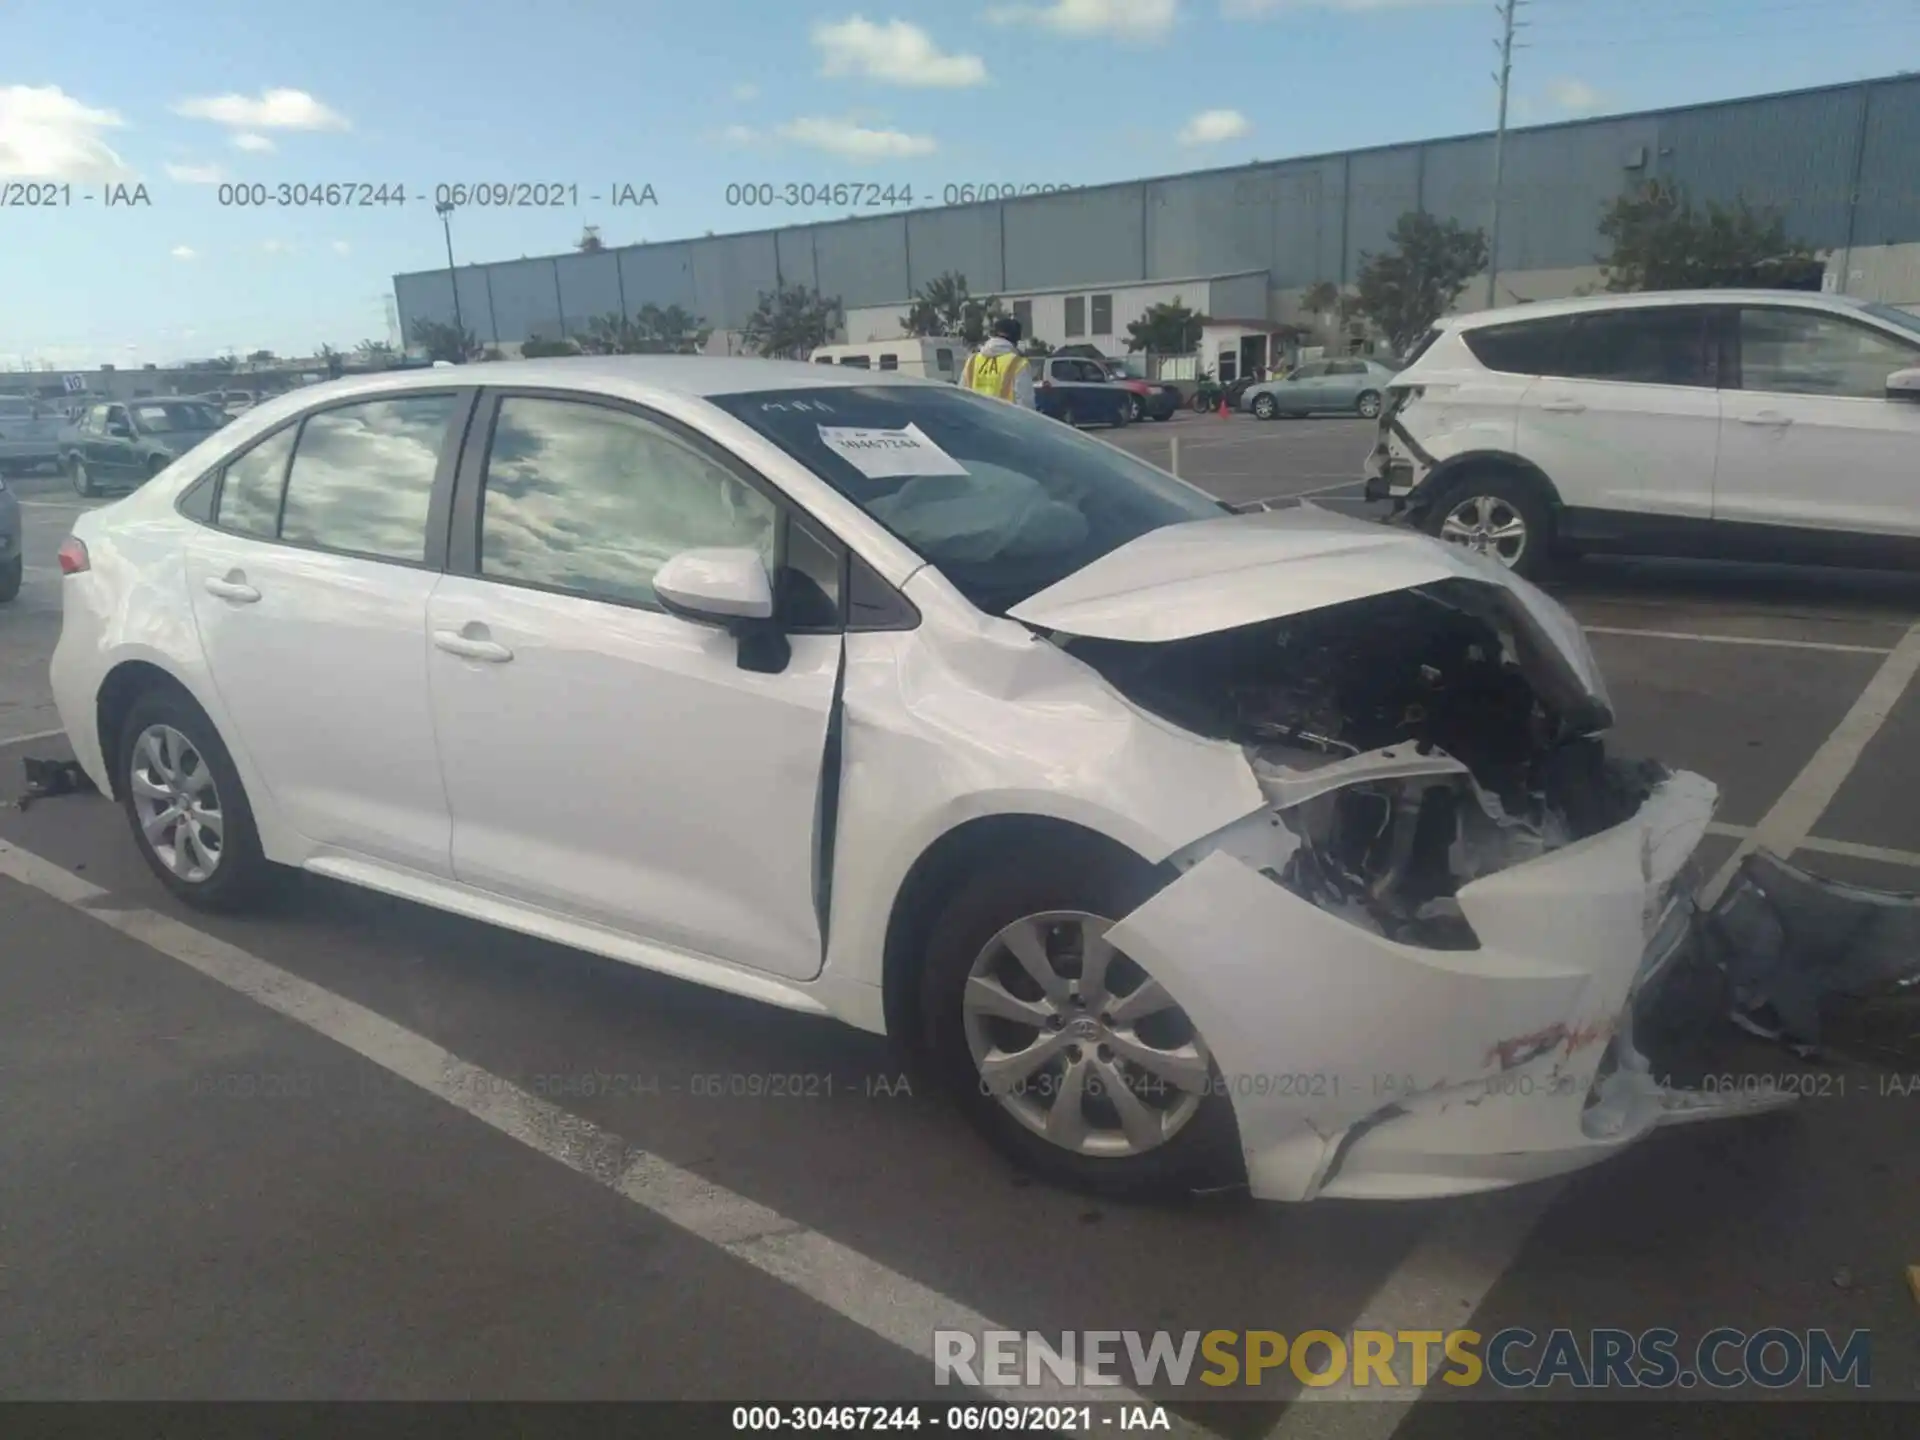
[{"x1": 1364, "y1": 290, "x2": 1920, "y2": 579}]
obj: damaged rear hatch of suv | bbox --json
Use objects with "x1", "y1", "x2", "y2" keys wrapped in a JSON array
[{"x1": 1009, "y1": 504, "x2": 1794, "y2": 1202}]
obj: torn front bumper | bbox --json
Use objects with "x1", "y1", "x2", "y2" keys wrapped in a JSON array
[{"x1": 1107, "y1": 771, "x2": 1795, "y2": 1202}]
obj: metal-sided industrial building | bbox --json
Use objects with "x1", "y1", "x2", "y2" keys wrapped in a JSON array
[{"x1": 394, "y1": 72, "x2": 1920, "y2": 380}]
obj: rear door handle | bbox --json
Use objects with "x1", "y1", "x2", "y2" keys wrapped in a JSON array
[
  {"x1": 1739, "y1": 411, "x2": 1794, "y2": 427},
  {"x1": 432, "y1": 629, "x2": 514, "y2": 663},
  {"x1": 1539, "y1": 398, "x2": 1587, "y2": 413},
  {"x1": 202, "y1": 576, "x2": 260, "y2": 603}
]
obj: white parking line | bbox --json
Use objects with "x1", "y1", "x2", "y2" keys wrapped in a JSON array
[
  {"x1": 1247, "y1": 481, "x2": 1372, "y2": 506},
  {"x1": 1706, "y1": 820, "x2": 1920, "y2": 872},
  {"x1": 0, "y1": 727, "x2": 69, "y2": 749},
  {"x1": 0, "y1": 835, "x2": 1221, "y2": 1433},
  {"x1": 1584, "y1": 626, "x2": 1895, "y2": 656},
  {"x1": 1701, "y1": 619, "x2": 1920, "y2": 907}
]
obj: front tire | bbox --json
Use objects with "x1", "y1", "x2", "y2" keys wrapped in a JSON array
[
  {"x1": 1356, "y1": 390, "x2": 1383, "y2": 419},
  {"x1": 1421, "y1": 469, "x2": 1555, "y2": 582},
  {"x1": 117, "y1": 687, "x2": 275, "y2": 911},
  {"x1": 919, "y1": 839, "x2": 1242, "y2": 1200},
  {"x1": 70, "y1": 457, "x2": 97, "y2": 498},
  {"x1": 1251, "y1": 394, "x2": 1278, "y2": 421}
]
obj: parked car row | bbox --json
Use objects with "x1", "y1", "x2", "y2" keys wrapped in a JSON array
[{"x1": 61, "y1": 399, "x2": 229, "y2": 497}]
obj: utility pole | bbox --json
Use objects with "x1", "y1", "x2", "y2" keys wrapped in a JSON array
[
  {"x1": 436, "y1": 200, "x2": 466, "y2": 348},
  {"x1": 1485, "y1": 0, "x2": 1526, "y2": 309}
]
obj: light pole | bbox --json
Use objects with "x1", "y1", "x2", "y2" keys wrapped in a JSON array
[
  {"x1": 1485, "y1": 0, "x2": 1526, "y2": 309},
  {"x1": 436, "y1": 200, "x2": 466, "y2": 349}
]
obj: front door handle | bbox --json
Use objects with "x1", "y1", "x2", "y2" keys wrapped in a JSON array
[
  {"x1": 432, "y1": 629, "x2": 514, "y2": 663},
  {"x1": 203, "y1": 575, "x2": 260, "y2": 604},
  {"x1": 1539, "y1": 397, "x2": 1587, "y2": 413},
  {"x1": 1739, "y1": 411, "x2": 1794, "y2": 427}
]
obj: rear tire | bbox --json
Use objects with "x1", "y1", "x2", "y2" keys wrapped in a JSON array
[
  {"x1": 1251, "y1": 394, "x2": 1278, "y2": 421},
  {"x1": 1356, "y1": 390, "x2": 1383, "y2": 419},
  {"x1": 69, "y1": 457, "x2": 97, "y2": 498},
  {"x1": 919, "y1": 838, "x2": 1242, "y2": 1200},
  {"x1": 0, "y1": 554, "x2": 21, "y2": 603},
  {"x1": 117, "y1": 687, "x2": 276, "y2": 912}
]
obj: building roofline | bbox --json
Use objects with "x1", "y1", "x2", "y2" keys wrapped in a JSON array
[
  {"x1": 394, "y1": 72, "x2": 1920, "y2": 287},
  {"x1": 840, "y1": 270, "x2": 1267, "y2": 310}
]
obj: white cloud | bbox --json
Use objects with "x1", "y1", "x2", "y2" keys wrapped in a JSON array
[
  {"x1": 814, "y1": 17, "x2": 988, "y2": 87},
  {"x1": 1546, "y1": 78, "x2": 1604, "y2": 113},
  {"x1": 171, "y1": 245, "x2": 197, "y2": 260},
  {"x1": 263, "y1": 239, "x2": 290, "y2": 254},
  {"x1": 731, "y1": 82, "x2": 760, "y2": 102},
  {"x1": 331, "y1": 240, "x2": 351, "y2": 255},
  {"x1": 172, "y1": 88, "x2": 348, "y2": 131},
  {"x1": 1179, "y1": 108, "x2": 1250, "y2": 145},
  {"x1": 986, "y1": 0, "x2": 1178, "y2": 41},
  {"x1": 166, "y1": 161, "x2": 225, "y2": 183},
  {"x1": 1224, "y1": 0, "x2": 1472, "y2": 14},
  {"x1": 0, "y1": 85, "x2": 132, "y2": 180},
  {"x1": 776, "y1": 116, "x2": 937, "y2": 160},
  {"x1": 232, "y1": 131, "x2": 275, "y2": 152},
  {"x1": 719, "y1": 123, "x2": 760, "y2": 146}
]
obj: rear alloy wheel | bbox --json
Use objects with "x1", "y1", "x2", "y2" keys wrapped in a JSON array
[
  {"x1": 118, "y1": 689, "x2": 274, "y2": 910},
  {"x1": 921, "y1": 844, "x2": 1241, "y2": 1198},
  {"x1": 1251, "y1": 394, "x2": 1278, "y2": 421},
  {"x1": 70, "y1": 457, "x2": 97, "y2": 498},
  {"x1": 1356, "y1": 390, "x2": 1383, "y2": 419}
]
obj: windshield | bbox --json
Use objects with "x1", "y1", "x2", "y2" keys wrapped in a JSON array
[
  {"x1": 708, "y1": 385, "x2": 1228, "y2": 615},
  {"x1": 1861, "y1": 302, "x2": 1920, "y2": 342},
  {"x1": 132, "y1": 401, "x2": 222, "y2": 432}
]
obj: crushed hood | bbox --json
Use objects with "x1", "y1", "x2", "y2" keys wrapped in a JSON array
[{"x1": 1008, "y1": 504, "x2": 1613, "y2": 733}]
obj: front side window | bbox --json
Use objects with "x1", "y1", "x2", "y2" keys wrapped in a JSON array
[
  {"x1": 479, "y1": 396, "x2": 777, "y2": 610},
  {"x1": 1738, "y1": 308, "x2": 1920, "y2": 399},
  {"x1": 278, "y1": 394, "x2": 459, "y2": 562},
  {"x1": 216, "y1": 426, "x2": 298, "y2": 538},
  {"x1": 1290, "y1": 362, "x2": 1327, "y2": 381},
  {"x1": 131, "y1": 401, "x2": 223, "y2": 433},
  {"x1": 706, "y1": 385, "x2": 1226, "y2": 616},
  {"x1": 106, "y1": 406, "x2": 130, "y2": 431}
]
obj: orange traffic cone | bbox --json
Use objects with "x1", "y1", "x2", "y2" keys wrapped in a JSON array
[{"x1": 1217, "y1": 394, "x2": 1230, "y2": 418}]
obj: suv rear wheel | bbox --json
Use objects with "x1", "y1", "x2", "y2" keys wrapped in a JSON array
[{"x1": 1421, "y1": 470, "x2": 1554, "y2": 581}]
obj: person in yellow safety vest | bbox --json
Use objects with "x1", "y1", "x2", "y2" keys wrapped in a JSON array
[{"x1": 959, "y1": 316, "x2": 1036, "y2": 408}]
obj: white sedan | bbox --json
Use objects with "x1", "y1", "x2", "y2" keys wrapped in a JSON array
[{"x1": 49, "y1": 357, "x2": 1782, "y2": 1202}]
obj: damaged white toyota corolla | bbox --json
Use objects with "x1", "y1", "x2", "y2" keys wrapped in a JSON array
[{"x1": 50, "y1": 358, "x2": 1787, "y2": 1202}]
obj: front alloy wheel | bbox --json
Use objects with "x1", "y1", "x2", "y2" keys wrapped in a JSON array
[
  {"x1": 962, "y1": 911, "x2": 1213, "y2": 1159},
  {"x1": 129, "y1": 723, "x2": 225, "y2": 883},
  {"x1": 1438, "y1": 493, "x2": 1530, "y2": 568},
  {"x1": 1356, "y1": 390, "x2": 1383, "y2": 419}
]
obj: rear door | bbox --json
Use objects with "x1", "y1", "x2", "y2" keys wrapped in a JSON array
[
  {"x1": 185, "y1": 389, "x2": 472, "y2": 875},
  {"x1": 1488, "y1": 305, "x2": 1721, "y2": 520},
  {"x1": 1714, "y1": 304, "x2": 1920, "y2": 537}
]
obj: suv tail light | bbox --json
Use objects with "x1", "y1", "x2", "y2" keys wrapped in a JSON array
[{"x1": 56, "y1": 537, "x2": 90, "y2": 575}]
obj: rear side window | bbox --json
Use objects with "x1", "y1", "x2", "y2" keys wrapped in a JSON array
[
  {"x1": 1469, "y1": 309, "x2": 1714, "y2": 386},
  {"x1": 278, "y1": 394, "x2": 459, "y2": 562},
  {"x1": 1400, "y1": 328, "x2": 1442, "y2": 368},
  {"x1": 215, "y1": 427, "x2": 297, "y2": 538}
]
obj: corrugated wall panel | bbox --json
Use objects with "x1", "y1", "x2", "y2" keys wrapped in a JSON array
[
  {"x1": 1493, "y1": 118, "x2": 1661, "y2": 272},
  {"x1": 690, "y1": 231, "x2": 781, "y2": 330},
  {"x1": 1419, "y1": 137, "x2": 1498, "y2": 237},
  {"x1": 1144, "y1": 172, "x2": 1269, "y2": 280},
  {"x1": 394, "y1": 270, "x2": 456, "y2": 340},
  {"x1": 616, "y1": 243, "x2": 699, "y2": 316},
  {"x1": 1854, "y1": 78, "x2": 1920, "y2": 247},
  {"x1": 1253, "y1": 162, "x2": 1345, "y2": 288},
  {"x1": 554, "y1": 251, "x2": 623, "y2": 335},
  {"x1": 774, "y1": 227, "x2": 819, "y2": 291},
  {"x1": 1005, "y1": 186, "x2": 1144, "y2": 290},
  {"x1": 484, "y1": 259, "x2": 560, "y2": 344},
  {"x1": 1344, "y1": 148, "x2": 1421, "y2": 279},
  {"x1": 905, "y1": 207, "x2": 1004, "y2": 295},
  {"x1": 1657, "y1": 86, "x2": 1865, "y2": 249},
  {"x1": 814, "y1": 215, "x2": 909, "y2": 308}
]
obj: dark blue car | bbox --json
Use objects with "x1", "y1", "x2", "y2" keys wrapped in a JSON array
[{"x1": 1031, "y1": 355, "x2": 1131, "y2": 429}]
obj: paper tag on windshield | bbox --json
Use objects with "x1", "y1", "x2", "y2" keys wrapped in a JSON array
[{"x1": 816, "y1": 423, "x2": 968, "y2": 479}]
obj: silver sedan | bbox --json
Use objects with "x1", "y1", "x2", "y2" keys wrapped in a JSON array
[{"x1": 1243, "y1": 358, "x2": 1399, "y2": 420}]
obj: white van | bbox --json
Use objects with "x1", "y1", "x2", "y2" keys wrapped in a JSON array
[{"x1": 807, "y1": 338, "x2": 963, "y2": 382}]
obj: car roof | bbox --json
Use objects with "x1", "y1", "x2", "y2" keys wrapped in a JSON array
[
  {"x1": 1442, "y1": 289, "x2": 1877, "y2": 332},
  {"x1": 261, "y1": 355, "x2": 936, "y2": 406}
]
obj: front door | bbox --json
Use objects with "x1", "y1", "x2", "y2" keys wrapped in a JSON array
[
  {"x1": 92, "y1": 405, "x2": 138, "y2": 482},
  {"x1": 425, "y1": 391, "x2": 840, "y2": 981},
  {"x1": 1714, "y1": 304, "x2": 1920, "y2": 536},
  {"x1": 184, "y1": 393, "x2": 465, "y2": 876}
]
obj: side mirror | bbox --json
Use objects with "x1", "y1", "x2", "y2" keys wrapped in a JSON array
[
  {"x1": 1887, "y1": 367, "x2": 1920, "y2": 403},
  {"x1": 653, "y1": 547, "x2": 789, "y2": 674}
]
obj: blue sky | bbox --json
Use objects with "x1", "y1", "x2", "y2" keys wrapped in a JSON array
[{"x1": 2, "y1": 0, "x2": 1916, "y2": 367}]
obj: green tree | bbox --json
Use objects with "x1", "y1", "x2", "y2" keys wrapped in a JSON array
[
  {"x1": 743, "y1": 283, "x2": 842, "y2": 360},
  {"x1": 1352, "y1": 211, "x2": 1490, "y2": 354},
  {"x1": 1020, "y1": 337, "x2": 1054, "y2": 358},
  {"x1": 317, "y1": 343, "x2": 343, "y2": 378},
  {"x1": 355, "y1": 339, "x2": 395, "y2": 363},
  {"x1": 521, "y1": 335, "x2": 582, "y2": 358},
  {"x1": 575, "y1": 304, "x2": 711, "y2": 356},
  {"x1": 408, "y1": 318, "x2": 484, "y2": 363},
  {"x1": 246, "y1": 348, "x2": 276, "y2": 363},
  {"x1": 1125, "y1": 300, "x2": 1206, "y2": 354},
  {"x1": 900, "y1": 271, "x2": 1005, "y2": 346},
  {"x1": 1597, "y1": 179, "x2": 1821, "y2": 291}
]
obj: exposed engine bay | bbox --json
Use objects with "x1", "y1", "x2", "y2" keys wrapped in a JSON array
[{"x1": 1065, "y1": 582, "x2": 1668, "y2": 948}]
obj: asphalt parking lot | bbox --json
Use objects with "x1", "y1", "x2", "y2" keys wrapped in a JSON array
[{"x1": 3, "y1": 418, "x2": 1918, "y2": 1434}]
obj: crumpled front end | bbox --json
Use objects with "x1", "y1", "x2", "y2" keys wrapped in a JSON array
[{"x1": 1109, "y1": 767, "x2": 1793, "y2": 1201}]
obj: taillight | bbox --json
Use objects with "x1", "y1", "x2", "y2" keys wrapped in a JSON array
[{"x1": 56, "y1": 537, "x2": 90, "y2": 575}]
